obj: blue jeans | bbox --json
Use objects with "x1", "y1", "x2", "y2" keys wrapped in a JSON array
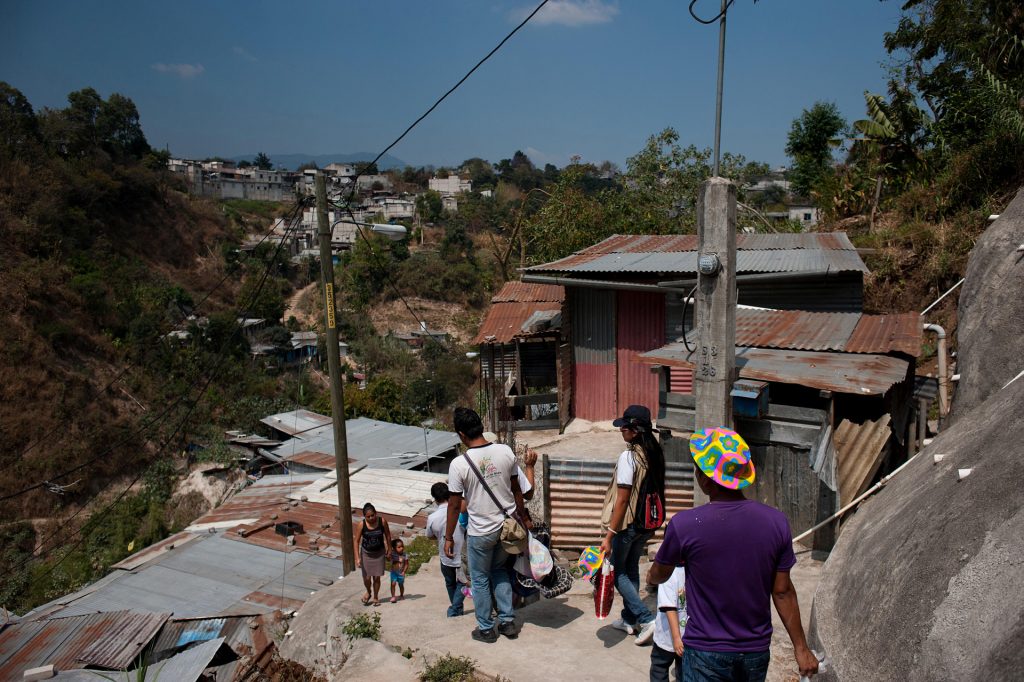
[
  {"x1": 440, "y1": 563, "x2": 466, "y2": 617},
  {"x1": 682, "y1": 648, "x2": 770, "y2": 682},
  {"x1": 612, "y1": 526, "x2": 655, "y2": 626},
  {"x1": 466, "y1": 530, "x2": 514, "y2": 631}
]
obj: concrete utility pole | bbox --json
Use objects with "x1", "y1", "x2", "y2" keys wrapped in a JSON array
[
  {"x1": 315, "y1": 173, "x2": 356, "y2": 574},
  {"x1": 693, "y1": 177, "x2": 737, "y2": 506}
]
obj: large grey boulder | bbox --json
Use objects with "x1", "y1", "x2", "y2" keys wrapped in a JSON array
[
  {"x1": 810, "y1": 354, "x2": 1024, "y2": 681},
  {"x1": 950, "y1": 187, "x2": 1024, "y2": 419}
]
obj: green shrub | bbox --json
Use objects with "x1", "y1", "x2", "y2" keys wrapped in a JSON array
[
  {"x1": 404, "y1": 535, "x2": 438, "y2": 576},
  {"x1": 420, "y1": 654, "x2": 476, "y2": 682},
  {"x1": 341, "y1": 612, "x2": 381, "y2": 642}
]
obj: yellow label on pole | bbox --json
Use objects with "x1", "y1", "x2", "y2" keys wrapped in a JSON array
[{"x1": 325, "y1": 283, "x2": 336, "y2": 329}]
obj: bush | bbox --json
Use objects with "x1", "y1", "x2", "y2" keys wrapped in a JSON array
[
  {"x1": 342, "y1": 612, "x2": 381, "y2": 642},
  {"x1": 420, "y1": 654, "x2": 476, "y2": 682},
  {"x1": 404, "y1": 535, "x2": 438, "y2": 576}
]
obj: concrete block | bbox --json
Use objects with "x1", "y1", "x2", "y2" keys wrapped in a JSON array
[{"x1": 23, "y1": 666, "x2": 56, "y2": 680}]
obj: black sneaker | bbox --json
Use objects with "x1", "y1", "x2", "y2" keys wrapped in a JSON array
[
  {"x1": 497, "y1": 621, "x2": 520, "y2": 639},
  {"x1": 471, "y1": 627, "x2": 498, "y2": 643}
]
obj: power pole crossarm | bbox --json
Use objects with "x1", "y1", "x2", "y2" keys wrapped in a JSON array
[{"x1": 315, "y1": 173, "x2": 356, "y2": 574}]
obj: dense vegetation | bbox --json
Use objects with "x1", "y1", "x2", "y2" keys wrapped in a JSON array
[
  {"x1": 786, "y1": 0, "x2": 1024, "y2": 319},
  {"x1": 0, "y1": 84, "x2": 309, "y2": 611}
]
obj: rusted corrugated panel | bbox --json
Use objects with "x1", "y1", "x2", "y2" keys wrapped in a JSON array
[
  {"x1": 491, "y1": 282, "x2": 564, "y2": 303},
  {"x1": 835, "y1": 415, "x2": 892, "y2": 505},
  {"x1": 616, "y1": 291, "x2": 665, "y2": 413},
  {"x1": 574, "y1": 364, "x2": 617, "y2": 421},
  {"x1": 639, "y1": 345, "x2": 909, "y2": 395},
  {"x1": 473, "y1": 301, "x2": 561, "y2": 344},
  {"x1": 0, "y1": 610, "x2": 170, "y2": 678},
  {"x1": 670, "y1": 368, "x2": 693, "y2": 394},
  {"x1": 735, "y1": 309, "x2": 861, "y2": 352},
  {"x1": 547, "y1": 458, "x2": 694, "y2": 549},
  {"x1": 76, "y1": 611, "x2": 171, "y2": 669},
  {"x1": 846, "y1": 312, "x2": 921, "y2": 357},
  {"x1": 287, "y1": 451, "x2": 336, "y2": 470},
  {"x1": 572, "y1": 288, "x2": 615, "y2": 365}
]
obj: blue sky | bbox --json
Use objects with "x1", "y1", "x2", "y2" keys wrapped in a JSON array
[{"x1": 1, "y1": 0, "x2": 902, "y2": 169}]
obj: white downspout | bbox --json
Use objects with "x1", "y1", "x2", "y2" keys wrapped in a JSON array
[{"x1": 922, "y1": 323, "x2": 949, "y2": 426}]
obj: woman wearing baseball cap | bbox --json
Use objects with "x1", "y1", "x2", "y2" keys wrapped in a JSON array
[{"x1": 598, "y1": 404, "x2": 666, "y2": 646}]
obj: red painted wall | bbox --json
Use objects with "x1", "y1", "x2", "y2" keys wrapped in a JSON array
[
  {"x1": 574, "y1": 363, "x2": 617, "y2": 421},
  {"x1": 616, "y1": 291, "x2": 666, "y2": 414}
]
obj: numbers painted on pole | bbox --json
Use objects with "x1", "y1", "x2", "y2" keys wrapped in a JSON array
[
  {"x1": 325, "y1": 283, "x2": 336, "y2": 329},
  {"x1": 700, "y1": 344, "x2": 718, "y2": 377}
]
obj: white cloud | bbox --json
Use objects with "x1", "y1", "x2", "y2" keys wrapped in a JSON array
[
  {"x1": 233, "y1": 46, "x2": 258, "y2": 62},
  {"x1": 151, "y1": 62, "x2": 205, "y2": 79},
  {"x1": 513, "y1": 0, "x2": 619, "y2": 27}
]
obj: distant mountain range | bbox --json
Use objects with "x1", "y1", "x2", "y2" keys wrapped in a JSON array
[{"x1": 230, "y1": 152, "x2": 409, "y2": 171}]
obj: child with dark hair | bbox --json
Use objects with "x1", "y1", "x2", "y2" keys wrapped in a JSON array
[{"x1": 389, "y1": 538, "x2": 409, "y2": 603}]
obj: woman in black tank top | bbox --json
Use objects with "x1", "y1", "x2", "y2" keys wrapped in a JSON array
[{"x1": 356, "y1": 502, "x2": 391, "y2": 605}]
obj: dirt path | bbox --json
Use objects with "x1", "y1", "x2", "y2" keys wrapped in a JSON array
[{"x1": 284, "y1": 282, "x2": 319, "y2": 327}]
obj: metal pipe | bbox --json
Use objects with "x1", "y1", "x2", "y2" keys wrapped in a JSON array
[
  {"x1": 521, "y1": 273, "x2": 665, "y2": 292},
  {"x1": 921, "y1": 278, "x2": 965, "y2": 316},
  {"x1": 659, "y1": 270, "x2": 838, "y2": 289},
  {"x1": 922, "y1": 323, "x2": 949, "y2": 423}
]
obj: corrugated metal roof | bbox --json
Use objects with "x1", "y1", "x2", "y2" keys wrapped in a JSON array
[
  {"x1": 473, "y1": 301, "x2": 562, "y2": 344},
  {"x1": 30, "y1": 534, "x2": 342, "y2": 620},
  {"x1": 736, "y1": 310, "x2": 860, "y2": 352},
  {"x1": 260, "y1": 409, "x2": 331, "y2": 436},
  {"x1": 526, "y1": 232, "x2": 868, "y2": 275},
  {"x1": 846, "y1": 312, "x2": 921, "y2": 356},
  {"x1": 270, "y1": 416, "x2": 460, "y2": 470},
  {"x1": 185, "y1": 474, "x2": 323, "y2": 534},
  {"x1": 491, "y1": 281, "x2": 564, "y2": 303},
  {"x1": 640, "y1": 345, "x2": 909, "y2": 395},
  {"x1": 680, "y1": 309, "x2": 921, "y2": 356},
  {"x1": 0, "y1": 611, "x2": 169, "y2": 678},
  {"x1": 290, "y1": 467, "x2": 445, "y2": 519}
]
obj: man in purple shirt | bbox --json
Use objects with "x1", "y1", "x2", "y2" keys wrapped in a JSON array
[{"x1": 647, "y1": 427, "x2": 818, "y2": 681}]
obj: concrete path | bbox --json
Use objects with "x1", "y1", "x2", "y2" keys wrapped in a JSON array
[{"x1": 286, "y1": 548, "x2": 822, "y2": 681}]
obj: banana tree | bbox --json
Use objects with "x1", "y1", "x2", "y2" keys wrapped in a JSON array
[{"x1": 844, "y1": 88, "x2": 931, "y2": 230}]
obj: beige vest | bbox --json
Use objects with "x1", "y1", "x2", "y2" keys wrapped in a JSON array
[{"x1": 600, "y1": 444, "x2": 649, "y2": 532}]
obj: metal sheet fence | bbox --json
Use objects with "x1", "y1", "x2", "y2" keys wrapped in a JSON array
[{"x1": 545, "y1": 456, "x2": 694, "y2": 549}]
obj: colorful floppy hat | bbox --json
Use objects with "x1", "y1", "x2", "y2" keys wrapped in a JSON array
[{"x1": 688, "y1": 427, "x2": 755, "y2": 490}]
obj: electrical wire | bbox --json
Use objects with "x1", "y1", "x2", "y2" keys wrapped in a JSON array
[
  {"x1": 681, "y1": 285, "x2": 698, "y2": 353},
  {"x1": 688, "y1": 0, "x2": 736, "y2": 25},
  {"x1": 15, "y1": 0, "x2": 551, "y2": 571}
]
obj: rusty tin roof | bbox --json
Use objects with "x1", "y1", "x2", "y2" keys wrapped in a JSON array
[
  {"x1": 473, "y1": 301, "x2": 562, "y2": 344},
  {"x1": 0, "y1": 610, "x2": 169, "y2": 677},
  {"x1": 490, "y1": 281, "x2": 564, "y2": 303},
  {"x1": 640, "y1": 345, "x2": 909, "y2": 395},
  {"x1": 733, "y1": 309, "x2": 921, "y2": 356}
]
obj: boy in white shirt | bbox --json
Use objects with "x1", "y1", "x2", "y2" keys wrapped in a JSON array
[{"x1": 650, "y1": 565, "x2": 687, "y2": 682}]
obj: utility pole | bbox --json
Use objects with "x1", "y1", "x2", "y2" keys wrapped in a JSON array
[
  {"x1": 693, "y1": 177, "x2": 737, "y2": 506},
  {"x1": 315, "y1": 173, "x2": 355, "y2": 574}
]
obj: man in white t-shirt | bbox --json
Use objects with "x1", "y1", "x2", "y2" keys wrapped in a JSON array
[
  {"x1": 426, "y1": 482, "x2": 466, "y2": 617},
  {"x1": 445, "y1": 407, "x2": 527, "y2": 643}
]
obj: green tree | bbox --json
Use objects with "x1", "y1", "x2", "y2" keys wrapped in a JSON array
[
  {"x1": 785, "y1": 102, "x2": 847, "y2": 197},
  {"x1": 415, "y1": 189, "x2": 444, "y2": 224},
  {"x1": 460, "y1": 157, "x2": 497, "y2": 188},
  {"x1": 97, "y1": 93, "x2": 149, "y2": 158},
  {"x1": 254, "y1": 151, "x2": 272, "y2": 170},
  {"x1": 0, "y1": 82, "x2": 40, "y2": 156},
  {"x1": 239, "y1": 274, "x2": 287, "y2": 321}
]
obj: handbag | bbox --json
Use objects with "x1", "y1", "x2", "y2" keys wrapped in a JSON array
[{"x1": 462, "y1": 450, "x2": 529, "y2": 554}]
